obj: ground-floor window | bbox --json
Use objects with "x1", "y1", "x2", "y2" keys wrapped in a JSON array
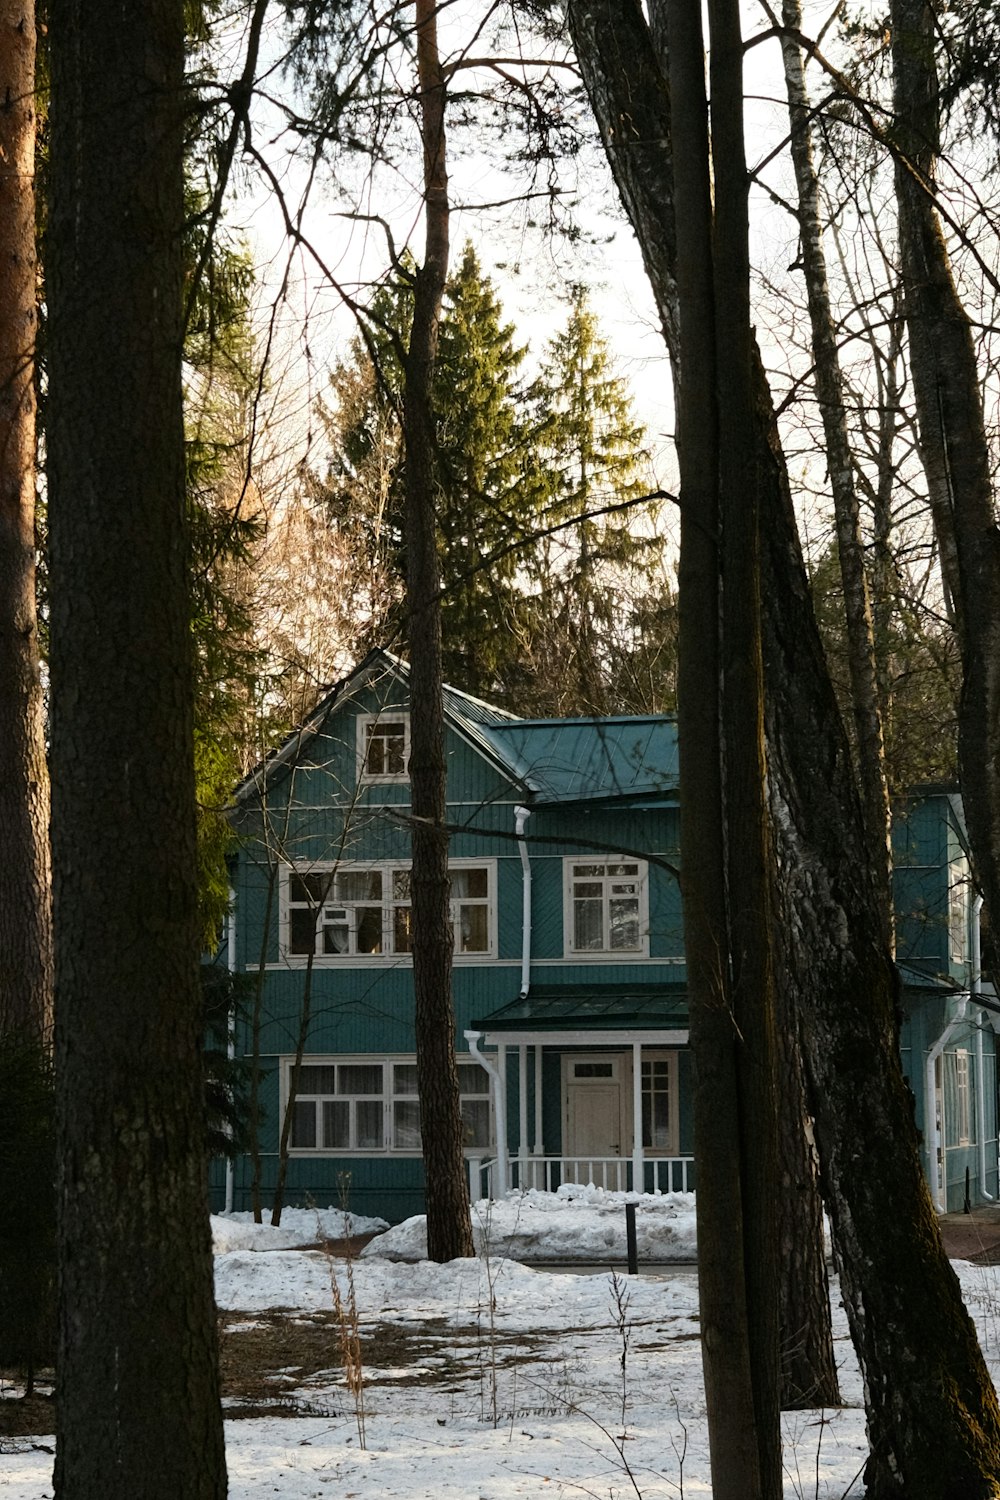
[
  {"x1": 286, "y1": 1056, "x2": 492, "y2": 1154},
  {"x1": 641, "y1": 1051, "x2": 680, "y2": 1154}
]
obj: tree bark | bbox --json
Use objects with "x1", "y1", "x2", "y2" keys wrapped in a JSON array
[
  {"x1": 890, "y1": 0, "x2": 1000, "y2": 985},
  {"x1": 404, "y1": 0, "x2": 474, "y2": 1263},
  {"x1": 0, "y1": 0, "x2": 52, "y2": 1046},
  {"x1": 567, "y1": 2, "x2": 1000, "y2": 1490},
  {"x1": 708, "y1": 4, "x2": 782, "y2": 1489},
  {"x1": 47, "y1": 3, "x2": 227, "y2": 1494},
  {"x1": 667, "y1": 7, "x2": 763, "y2": 1494}
]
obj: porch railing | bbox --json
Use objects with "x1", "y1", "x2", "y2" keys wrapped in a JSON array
[{"x1": 468, "y1": 1153, "x2": 694, "y2": 1201}]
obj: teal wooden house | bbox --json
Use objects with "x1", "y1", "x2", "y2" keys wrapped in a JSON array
[
  {"x1": 216, "y1": 651, "x2": 998, "y2": 1220},
  {"x1": 894, "y1": 789, "x2": 999, "y2": 1211}
]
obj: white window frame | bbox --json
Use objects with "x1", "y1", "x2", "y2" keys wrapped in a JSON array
[
  {"x1": 949, "y1": 857, "x2": 971, "y2": 964},
  {"x1": 281, "y1": 859, "x2": 497, "y2": 962},
  {"x1": 284, "y1": 1055, "x2": 493, "y2": 1156},
  {"x1": 563, "y1": 856, "x2": 649, "y2": 958},
  {"x1": 357, "y1": 712, "x2": 410, "y2": 783},
  {"x1": 639, "y1": 1050, "x2": 680, "y2": 1156},
  {"x1": 954, "y1": 1048, "x2": 973, "y2": 1146}
]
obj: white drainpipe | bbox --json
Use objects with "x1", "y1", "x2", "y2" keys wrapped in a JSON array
[
  {"x1": 515, "y1": 806, "x2": 532, "y2": 997},
  {"x1": 971, "y1": 894, "x2": 996, "y2": 1201},
  {"x1": 926, "y1": 997, "x2": 970, "y2": 1213},
  {"x1": 465, "y1": 1030, "x2": 508, "y2": 1199},
  {"x1": 225, "y1": 887, "x2": 237, "y2": 1216}
]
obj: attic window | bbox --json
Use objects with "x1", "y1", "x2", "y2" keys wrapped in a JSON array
[{"x1": 359, "y1": 713, "x2": 409, "y2": 782}]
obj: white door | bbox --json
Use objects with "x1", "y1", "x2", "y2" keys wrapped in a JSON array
[{"x1": 563, "y1": 1056, "x2": 625, "y2": 1159}]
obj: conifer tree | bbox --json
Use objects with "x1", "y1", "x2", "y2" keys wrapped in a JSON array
[
  {"x1": 316, "y1": 245, "x2": 554, "y2": 700},
  {"x1": 533, "y1": 288, "x2": 655, "y2": 714}
]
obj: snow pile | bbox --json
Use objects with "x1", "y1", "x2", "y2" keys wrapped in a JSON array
[
  {"x1": 211, "y1": 1206, "x2": 388, "y2": 1254},
  {"x1": 363, "y1": 1185, "x2": 698, "y2": 1263}
]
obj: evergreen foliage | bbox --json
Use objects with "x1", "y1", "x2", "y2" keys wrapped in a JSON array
[{"x1": 315, "y1": 254, "x2": 664, "y2": 711}]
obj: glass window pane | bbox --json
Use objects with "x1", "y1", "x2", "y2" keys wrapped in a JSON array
[
  {"x1": 573, "y1": 863, "x2": 603, "y2": 877},
  {"x1": 322, "y1": 1100, "x2": 350, "y2": 1149},
  {"x1": 608, "y1": 863, "x2": 638, "y2": 877},
  {"x1": 291, "y1": 1100, "x2": 317, "y2": 1148},
  {"x1": 356, "y1": 1100, "x2": 384, "y2": 1149},
  {"x1": 290, "y1": 907, "x2": 317, "y2": 954},
  {"x1": 295, "y1": 1065, "x2": 338, "y2": 1094},
  {"x1": 393, "y1": 1099, "x2": 421, "y2": 1149},
  {"x1": 393, "y1": 906, "x2": 413, "y2": 953},
  {"x1": 322, "y1": 914, "x2": 350, "y2": 954},
  {"x1": 457, "y1": 904, "x2": 488, "y2": 952},
  {"x1": 609, "y1": 897, "x2": 640, "y2": 950},
  {"x1": 393, "y1": 869, "x2": 412, "y2": 900},
  {"x1": 338, "y1": 870, "x2": 382, "y2": 902},
  {"x1": 461, "y1": 1098, "x2": 491, "y2": 1148},
  {"x1": 451, "y1": 867, "x2": 487, "y2": 898},
  {"x1": 456, "y1": 1064, "x2": 489, "y2": 1094},
  {"x1": 394, "y1": 1064, "x2": 419, "y2": 1095},
  {"x1": 356, "y1": 907, "x2": 383, "y2": 953},
  {"x1": 339, "y1": 1064, "x2": 383, "y2": 1095},
  {"x1": 290, "y1": 872, "x2": 330, "y2": 904},
  {"x1": 574, "y1": 898, "x2": 603, "y2": 950}
]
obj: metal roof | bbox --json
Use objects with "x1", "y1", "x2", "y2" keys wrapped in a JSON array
[
  {"x1": 474, "y1": 717, "x2": 679, "y2": 804},
  {"x1": 472, "y1": 983, "x2": 689, "y2": 1033}
]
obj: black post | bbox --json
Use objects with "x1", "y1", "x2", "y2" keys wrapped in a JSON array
[{"x1": 625, "y1": 1200, "x2": 638, "y2": 1275}]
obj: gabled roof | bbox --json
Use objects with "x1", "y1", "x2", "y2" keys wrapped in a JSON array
[{"x1": 233, "y1": 647, "x2": 678, "y2": 808}]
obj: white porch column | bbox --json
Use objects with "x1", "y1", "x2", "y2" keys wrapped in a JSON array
[
  {"x1": 632, "y1": 1040, "x2": 644, "y2": 1193},
  {"x1": 533, "y1": 1045, "x2": 543, "y2": 1155},
  {"x1": 498, "y1": 1044, "x2": 509, "y2": 1192},
  {"x1": 518, "y1": 1044, "x2": 529, "y2": 1170}
]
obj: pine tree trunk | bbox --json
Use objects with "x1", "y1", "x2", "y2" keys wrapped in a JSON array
[
  {"x1": 47, "y1": 3, "x2": 227, "y2": 1494},
  {"x1": 0, "y1": 0, "x2": 52, "y2": 1046},
  {"x1": 667, "y1": 8, "x2": 763, "y2": 1494},
  {"x1": 404, "y1": 0, "x2": 474, "y2": 1263},
  {"x1": 708, "y1": 6, "x2": 782, "y2": 1489},
  {"x1": 890, "y1": 0, "x2": 1000, "y2": 981}
]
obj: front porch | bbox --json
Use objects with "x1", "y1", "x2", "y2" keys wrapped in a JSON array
[{"x1": 465, "y1": 983, "x2": 694, "y2": 1200}]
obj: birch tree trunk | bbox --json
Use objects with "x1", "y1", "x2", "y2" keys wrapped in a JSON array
[
  {"x1": 404, "y1": 0, "x2": 474, "y2": 1262},
  {"x1": 47, "y1": 2, "x2": 227, "y2": 1493}
]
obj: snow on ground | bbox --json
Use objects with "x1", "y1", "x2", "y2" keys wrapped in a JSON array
[{"x1": 6, "y1": 1190, "x2": 1000, "y2": 1499}]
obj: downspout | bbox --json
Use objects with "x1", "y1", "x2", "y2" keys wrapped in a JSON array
[
  {"x1": 225, "y1": 887, "x2": 237, "y2": 1215},
  {"x1": 926, "y1": 996, "x2": 970, "y2": 1213},
  {"x1": 465, "y1": 1030, "x2": 507, "y2": 1198},
  {"x1": 515, "y1": 806, "x2": 532, "y2": 997},
  {"x1": 972, "y1": 894, "x2": 996, "y2": 1200}
]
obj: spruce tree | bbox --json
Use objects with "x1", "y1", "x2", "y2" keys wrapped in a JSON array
[
  {"x1": 533, "y1": 288, "x2": 656, "y2": 715},
  {"x1": 316, "y1": 246, "x2": 555, "y2": 702}
]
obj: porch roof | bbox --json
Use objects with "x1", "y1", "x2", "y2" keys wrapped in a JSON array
[{"x1": 471, "y1": 983, "x2": 689, "y2": 1035}]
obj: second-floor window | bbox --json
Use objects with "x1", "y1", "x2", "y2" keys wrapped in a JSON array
[
  {"x1": 358, "y1": 712, "x2": 410, "y2": 782},
  {"x1": 565, "y1": 858, "x2": 648, "y2": 956},
  {"x1": 284, "y1": 861, "x2": 494, "y2": 958}
]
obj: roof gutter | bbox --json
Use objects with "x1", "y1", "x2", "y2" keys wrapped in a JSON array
[
  {"x1": 515, "y1": 805, "x2": 532, "y2": 998},
  {"x1": 972, "y1": 894, "x2": 996, "y2": 1201},
  {"x1": 465, "y1": 1030, "x2": 507, "y2": 1198}
]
